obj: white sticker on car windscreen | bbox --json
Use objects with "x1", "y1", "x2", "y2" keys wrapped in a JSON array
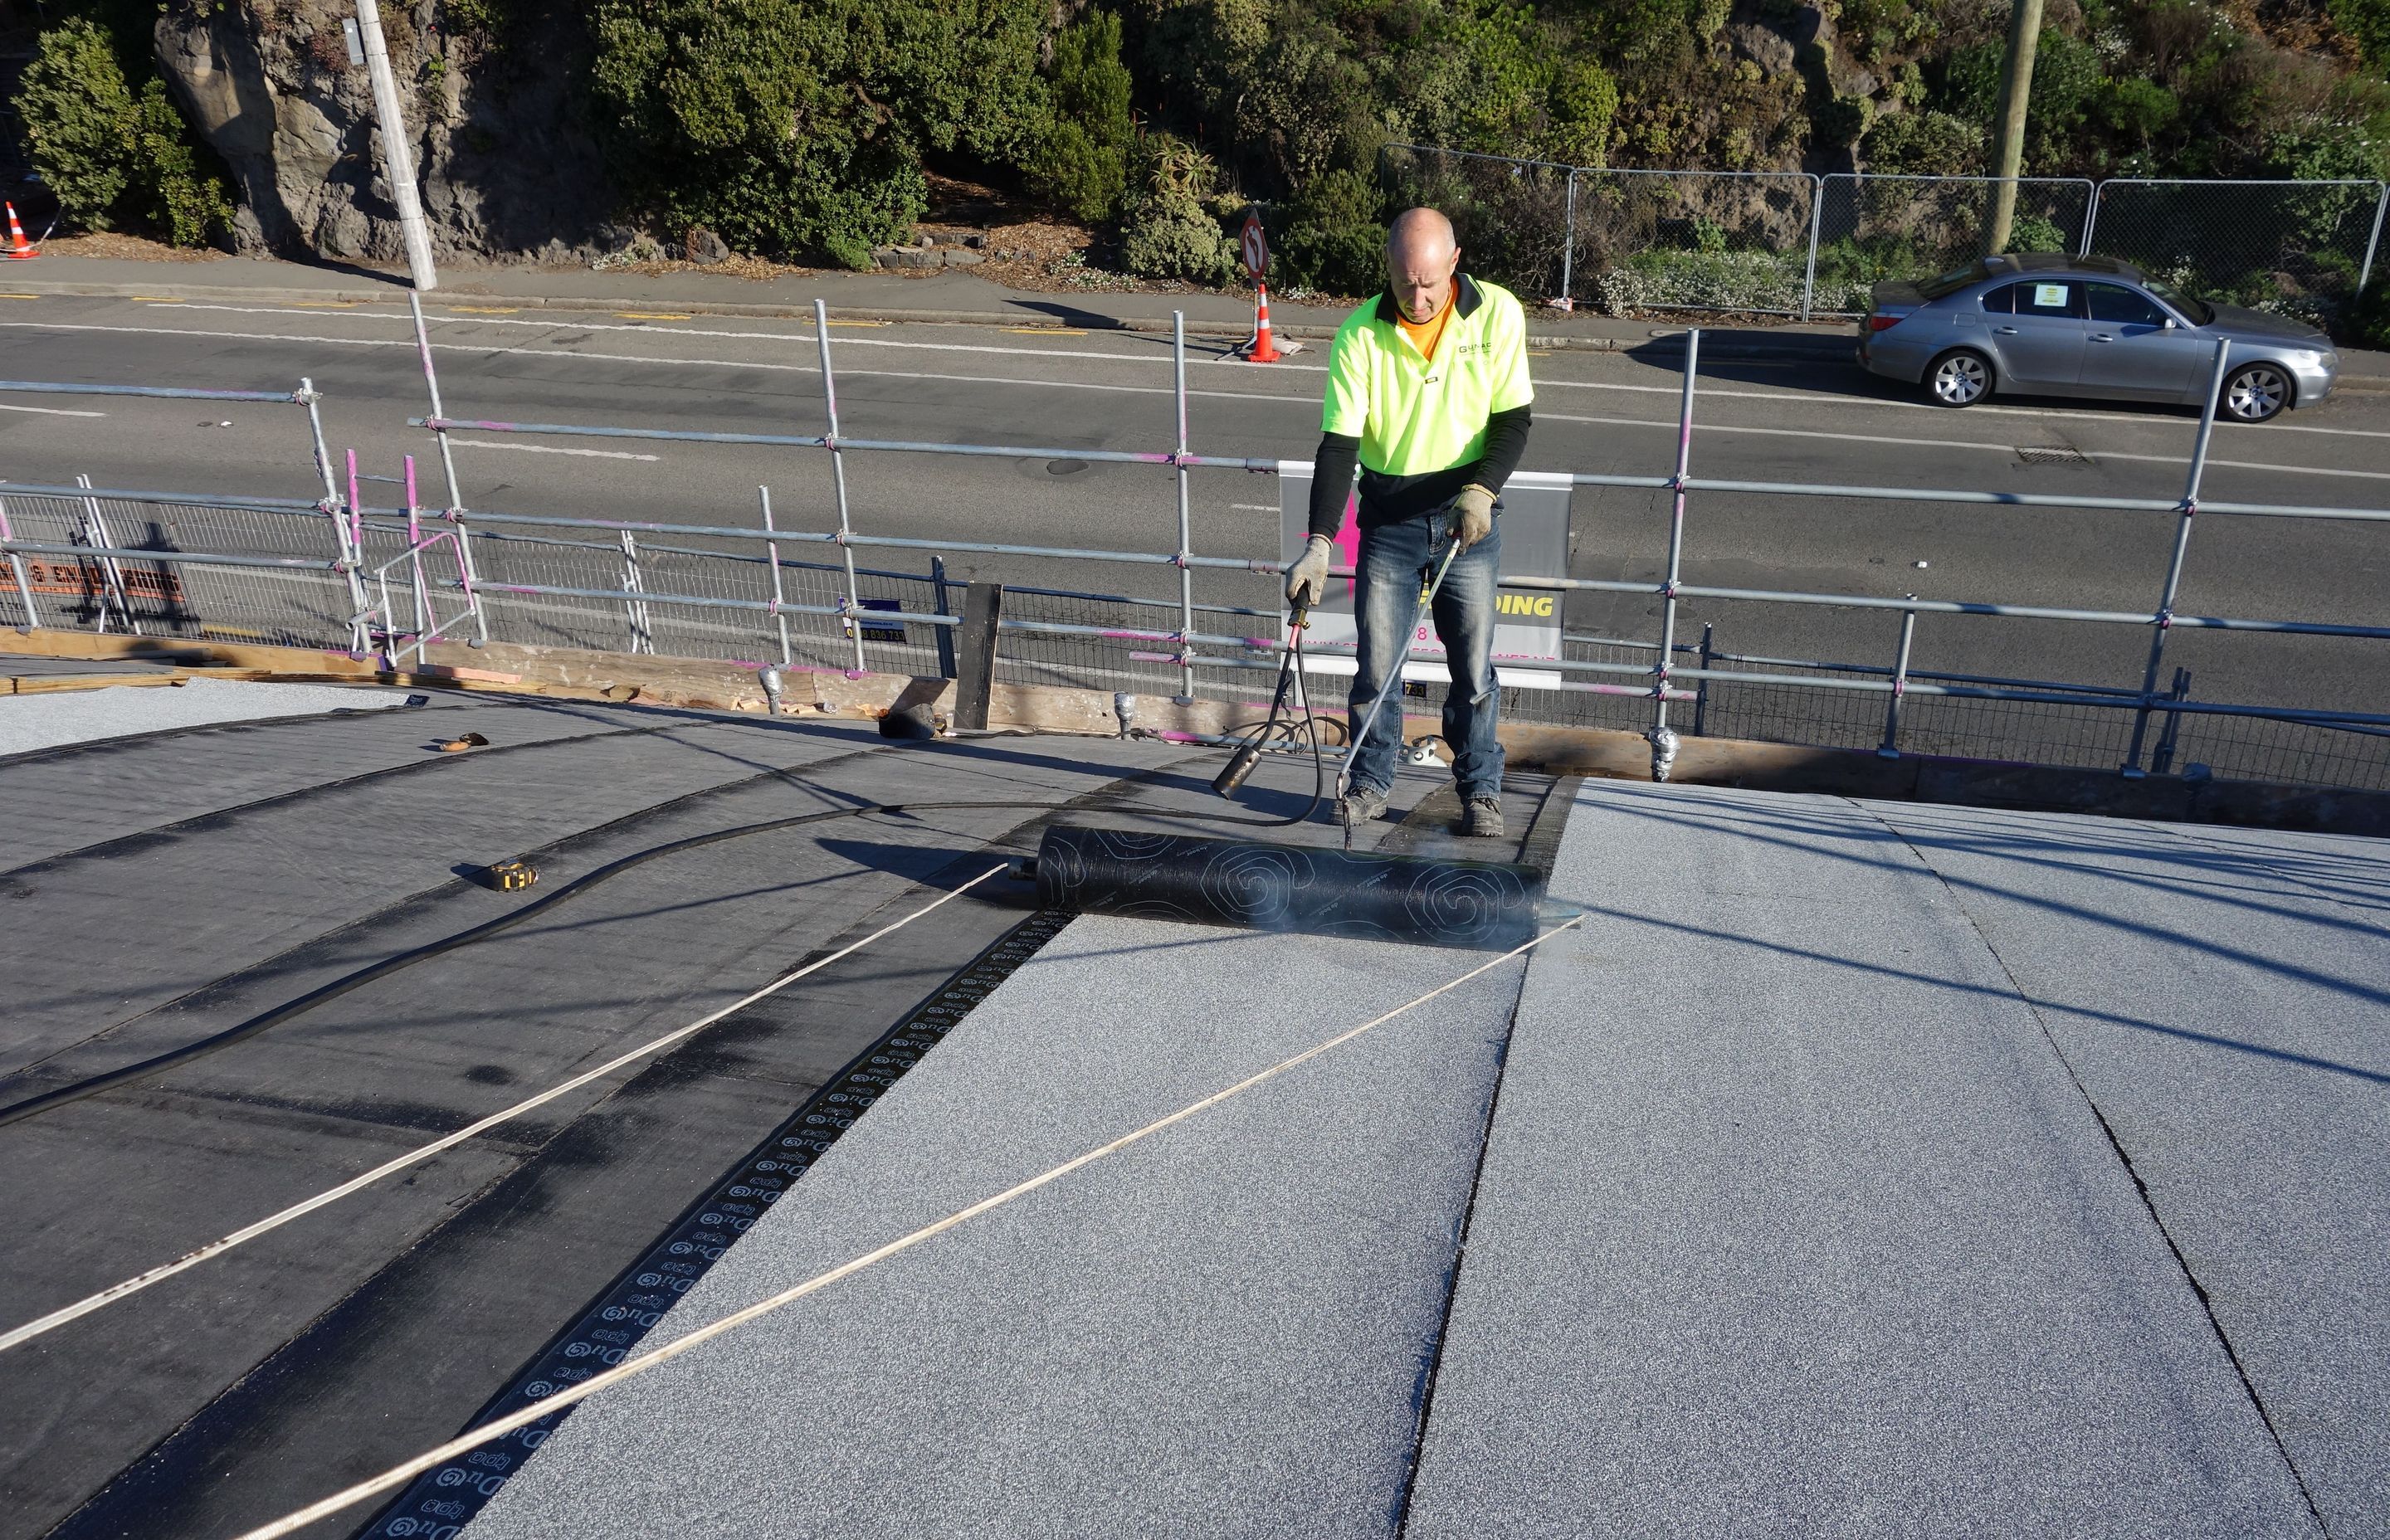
[{"x1": 2033, "y1": 283, "x2": 2067, "y2": 309}]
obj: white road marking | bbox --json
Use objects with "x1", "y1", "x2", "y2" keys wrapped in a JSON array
[
  {"x1": 445, "y1": 436, "x2": 661, "y2": 461},
  {"x1": 49, "y1": 298, "x2": 2390, "y2": 435},
  {"x1": 12, "y1": 319, "x2": 2383, "y2": 485},
  {"x1": 0, "y1": 319, "x2": 1319, "y2": 406},
  {"x1": 0, "y1": 402, "x2": 107, "y2": 418},
  {"x1": 58, "y1": 300, "x2": 2390, "y2": 438}
]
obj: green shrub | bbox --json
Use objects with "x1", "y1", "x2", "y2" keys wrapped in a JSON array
[
  {"x1": 1809, "y1": 233, "x2": 1936, "y2": 310},
  {"x1": 588, "y1": 0, "x2": 1045, "y2": 266},
  {"x1": 1596, "y1": 247, "x2": 1810, "y2": 314},
  {"x1": 1119, "y1": 135, "x2": 1239, "y2": 283},
  {"x1": 2329, "y1": 0, "x2": 2390, "y2": 71},
  {"x1": 2100, "y1": 77, "x2": 2180, "y2": 145},
  {"x1": 2009, "y1": 212, "x2": 2066, "y2": 252},
  {"x1": 134, "y1": 81, "x2": 235, "y2": 246},
  {"x1": 445, "y1": 0, "x2": 515, "y2": 37},
  {"x1": 2339, "y1": 274, "x2": 2390, "y2": 348},
  {"x1": 1861, "y1": 110, "x2": 1984, "y2": 175},
  {"x1": 17, "y1": 17, "x2": 234, "y2": 246},
  {"x1": 1813, "y1": 93, "x2": 1876, "y2": 149},
  {"x1": 1275, "y1": 168, "x2": 1385, "y2": 295},
  {"x1": 17, "y1": 19, "x2": 138, "y2": 228},
  {"x1": 1027, "y1": 12, "x2": 1135, "y2": 223},
  {"x1": 1547, "y1": 59, "x2": 1619, "y2": 168}
]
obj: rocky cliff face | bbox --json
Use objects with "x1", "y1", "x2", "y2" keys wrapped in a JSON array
[{"x1": 154, "y1": 0, "x2": 620, "y2": 264}]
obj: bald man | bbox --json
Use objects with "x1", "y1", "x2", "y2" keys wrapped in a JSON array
[{"x1": 1285, "y1": 207, "x2": 1534, "y2": 837}]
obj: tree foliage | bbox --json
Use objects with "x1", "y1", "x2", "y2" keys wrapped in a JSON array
[
  {"x1": 1277, "y1": 168, "x2": 1387, "y2": 294},
  {"x1": 17, "y1": 15, "x2": 233, "y2": 246},
  {"x1": 1925, "y1": 6, "x2": 2390, "y2": 182},
  {"x1": 587, "y1": 0, "x2": 1048, "y2": 265},
  {"x1": 1026, "y1": 12, "x2": 1136, "y2": 224}
]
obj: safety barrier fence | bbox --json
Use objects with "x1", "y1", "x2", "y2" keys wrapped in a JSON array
[
  {"x1": 1380, "y1": 145, "x2": 2390, "y2": 329},
  {"x1": 7, "y1": 316, "x2": 2390, "y2": 790}
]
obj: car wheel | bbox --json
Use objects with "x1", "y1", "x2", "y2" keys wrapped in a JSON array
[
  {"x1": 2222, "y1": 362, "x2": 2292, "y2": 423},
  {"x1": 1927, "y1": 349, "x2": 1992, "y2": 407}
]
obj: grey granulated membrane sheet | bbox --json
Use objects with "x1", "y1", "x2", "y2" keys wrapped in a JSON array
[
  {"x1": 466, "y1": 912, "x2": 1529, "y2": 1539},
  {"x1": 0, "y1": 676, "x2": 409, "y2": 755},
  {"x1": 1401, "y1": 781, "x2": 2319, "y2": 1539}
]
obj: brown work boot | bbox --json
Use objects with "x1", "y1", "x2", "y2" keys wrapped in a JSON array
[{"x1": 1461, "y1": 796, "x2": 1505, "y2": 838}]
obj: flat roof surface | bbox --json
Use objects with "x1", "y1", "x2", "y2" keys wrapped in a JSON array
[
  {"x1": 460, "y1": 781, "x2": 2384, "y2": 1538},
  {"x1": 0, "y1": 678, "x2": 1553, "y2": 1540},
  {"x1": 3, "y1": 676, "x2": 2381, "y2": 1538}
]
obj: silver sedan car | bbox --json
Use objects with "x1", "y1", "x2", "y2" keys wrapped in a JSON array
[{"x1": 1858, "y1": 252, "x2": 2339, "y2": 422}]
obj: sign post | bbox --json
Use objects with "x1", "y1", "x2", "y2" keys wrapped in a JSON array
[{"x1": 1237, "y1": 212, "x2": 1287, "y2": 363}]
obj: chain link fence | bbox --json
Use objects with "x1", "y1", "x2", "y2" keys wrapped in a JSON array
[
  {"x1": 2084, "y1": 178, "x2": 2388, "y2": 331},
  {"x1": 1382, "y1": 144, "x2": 2388, "y2": 332},
  {"x1": 1808, "y1": 173, "x2": 2095, "y2": 314},
  {"x1": 1573, "y1": 169, "x2": 1822, "y2": 316}
]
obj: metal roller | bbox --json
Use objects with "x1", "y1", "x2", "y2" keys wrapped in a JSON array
[{"x1": 1032, "y1": 825, "x2": 1545, "y2": 951}]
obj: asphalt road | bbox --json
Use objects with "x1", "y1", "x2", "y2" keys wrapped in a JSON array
[{"x1": 5, "y1": 291, "x2": 2388, "y2": 733}]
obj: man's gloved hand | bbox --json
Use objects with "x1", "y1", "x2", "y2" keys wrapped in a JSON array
[
  {"x1": 1453, "y1": 485, "x2": 1497, "y2": 549},
  {"x1": 1285, "y1": 534, "x2": 1333, "y2": 608}
]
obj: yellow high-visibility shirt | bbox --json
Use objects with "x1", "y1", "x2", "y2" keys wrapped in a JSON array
[{"x1": 1320, "y1": 274, "x2": 1534, "y2": 480}]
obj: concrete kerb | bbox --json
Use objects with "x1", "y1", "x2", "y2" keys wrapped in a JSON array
[{"x1": 2, "y1": 278, "x2": 1863, "y2": 361}]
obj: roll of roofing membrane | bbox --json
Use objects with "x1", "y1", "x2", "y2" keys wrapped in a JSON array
[{"x1": 1034, "y1": 824, "x2": 1544, "y2": 951}]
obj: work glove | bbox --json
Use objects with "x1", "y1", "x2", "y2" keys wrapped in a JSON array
[
  {"x1": 1453, "y1": 485, "x2": 1497, "y2": 549},
  {"x1": 1285, "y1": 534, "x2": 1333, "y2": 608}
]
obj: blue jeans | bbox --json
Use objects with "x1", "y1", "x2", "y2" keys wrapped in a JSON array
[{"x1": 1345, "y1": 509, "x2": 1505, "y2": 801}]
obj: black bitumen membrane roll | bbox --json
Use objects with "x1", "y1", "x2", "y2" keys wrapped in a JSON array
[{"x1": 1034, "y1": 825, "x2": 1546, "y2": 951}]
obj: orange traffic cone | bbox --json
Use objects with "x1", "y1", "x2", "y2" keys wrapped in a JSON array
[
  {"x1": 2, "y1": 203, "x2": 35, "y2": 260},
  {"x1": 1243, "y1": 281, "x2": 1282, "y2": 363}
]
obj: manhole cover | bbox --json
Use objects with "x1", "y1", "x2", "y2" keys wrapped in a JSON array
[
  {"x1": 1046, "y1": 458, "x2": 1089, "y2": 475},
  {"x1": 2017, "y1": 445, "x2": 2089, "y2": 465}
]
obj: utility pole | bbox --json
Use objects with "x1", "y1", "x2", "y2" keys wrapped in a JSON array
[
  {"x1": 1984, "y1": 0, "x2": 2045, "y2": 256},
  {"x1": 354, "y1": 0, "x2": 439, "y2": 290}
]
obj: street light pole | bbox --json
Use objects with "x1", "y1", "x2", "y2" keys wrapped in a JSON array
[
  {"x1": 1984, "y1": 0, "x2": 2045, "y2": 256},
  {"x1": 354, "y1": 0, "x2": 439, "y2": 291}
]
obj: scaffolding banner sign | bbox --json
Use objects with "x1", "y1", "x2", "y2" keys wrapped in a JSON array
[{"x1": 1278, "y1": 465, "x2": 1568, "y2": 682}]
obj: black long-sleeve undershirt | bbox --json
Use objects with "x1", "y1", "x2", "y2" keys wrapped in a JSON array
[
  {"x1": 1305, "y1": 433, "x2": 1363, "y2": 543},
  {"x1": 1303, "y1": 405, "x2": 1535, "y2": 543}
]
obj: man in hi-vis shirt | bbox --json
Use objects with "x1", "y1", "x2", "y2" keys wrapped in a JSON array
[{"x1": 1285, "y1": 207, "x2": 1534, "y2": 837}]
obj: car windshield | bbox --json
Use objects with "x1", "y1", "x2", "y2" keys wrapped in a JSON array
[
  {"x1": 2142, "y1": 277, "x2": 2215, "y2": 326},
  {"x1": 1918, "y1": 262, "x2": 1988, "y2": 300}
]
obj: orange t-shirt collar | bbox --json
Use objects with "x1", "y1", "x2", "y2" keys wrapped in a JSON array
[{"x1": 1394, "y1": 289, "x2": 1455, "y2": 363}]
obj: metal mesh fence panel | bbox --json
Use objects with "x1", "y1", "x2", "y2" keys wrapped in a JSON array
[
  {"x1": 0, "y1": 494, "x2": 91, "y2": 631},
  {"x1": 417, "y1": 525, "x2": 631, "y2": 655},
  {"x1": 1, "y1": 493, "x2": 350, "y2": 646},
  {"x1": 11, "y1": 482, "x2": 2388, "y2": 794},
  {"x1": 114, "y1": 499, "x2": 352, "y2": 648},
  {"x1": 2163, "y1": 713, "x2": 2390, "y2": 791},
  {"x1": 1572, "y1": 169, "x2": 1820, "y2": 316},
  {"x1": 2087, "y1": 179, "x2": 2388, "y2": 328},
  {"x1": 997, "y1": 588, "x2": 1191, "y2": 695},
  {"x1": 1809, "y1": 175, "x2": 2095, "y2": 315},
  {"x1": 1889, "y1": 689, "x2": 2138, "y2": 768},
  {"x1": 1378, "y1": 144, "x2": 1573, "y2": 305},
  {"x1": 457, "y1": 528, "x2": 958, "y2": 677}
]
